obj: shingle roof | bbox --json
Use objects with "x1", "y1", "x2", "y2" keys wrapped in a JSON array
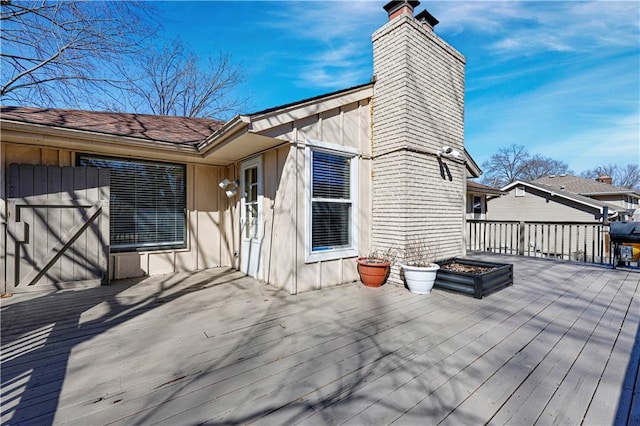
[
  {"x1": 504, "y1": 180, "x2": 630, "y2": 215},
  {"x1": 0, "y1": 106, "x2": 225, "y2": 146},
  {"x1": 532, "y1": 175, "x2": 636, "y2": 195},
  {"x1": 467, "y1": 180, "x2": 502, "y2": 195}
]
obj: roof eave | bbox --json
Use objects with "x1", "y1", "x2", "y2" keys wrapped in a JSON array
[
  {"x1": 197, "y1": 115, "x2": 251, "y2": 154},
  {"x1": 464, "y1": 148, "x2": 482, "y2": 178},
  {"x1": 580, "y1": 190, "x2": 639, "y2": 197},
  {"x1": 1, "y1": 119, "x2": 201, "y2": 154}
]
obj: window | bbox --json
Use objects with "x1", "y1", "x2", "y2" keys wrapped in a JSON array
[
  {"x1": 515, "y1": 186, "x2": 526, "y2": 197},
  {"x1": 473, "y1": 195, "x2": 482, "y2": 215},
  {"x1": 305, "y1": 139, "x2": 358, "y2": 262},
  {"x1": 244, "y1": 166, "x2": 259, "y2": 240},
  {"x1": 78, "y1": 155, "x2": 186, "y2": 252}
]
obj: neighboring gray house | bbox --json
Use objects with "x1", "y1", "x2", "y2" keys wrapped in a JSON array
[
  {"x1": 1, "y1": 1, "x2": 475, "y2": 293},
  {"x1": 466, "y1": 180, "x2": 503, "y2": 220},
  {"x1": 483, "y1": 179, "x2": 631, "y2": 262},
  {"x1": 532, "y1": 175, "x2": 639, "y2": 221},
  {"x1": 489, "y1": 180, "x2": 633, "y2": 223}
]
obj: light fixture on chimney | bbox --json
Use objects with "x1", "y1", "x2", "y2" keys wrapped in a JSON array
[
  {"x1": 219, "y1": 178, "x2": 239, "y2": 198},
  {"x1": 439, "y1": 146, "x2": 462, "y2": 160}
]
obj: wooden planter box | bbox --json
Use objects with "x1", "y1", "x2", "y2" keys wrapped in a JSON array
[{"x1": 434, "y1": 258, "x2": 513, "y2": 299}]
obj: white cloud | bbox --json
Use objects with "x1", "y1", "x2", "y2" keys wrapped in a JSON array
[
  {"x1": 258, "y1": 1, "x2": 381, "y2": 90},
  {"x1": 433, "y1": 1, "x2": 640, "y2": 55},
  {"x1": 264, "y1": 1, "x2": 380, "y2": 42},
  {"x1": 465, "y1": 50, "x2": 639, "y2": 172}
]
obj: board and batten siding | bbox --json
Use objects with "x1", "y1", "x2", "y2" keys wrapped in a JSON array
[
  {"x1": 253, "y1": 99, "x2": 372, "y2": 294},
  {"x1": 488, "y1": 187, "x2": 601, "y2": 222},
  {"x1": 371, "y1": 14, "x2": 466, "y2": 284},
  {"x1": 1, "y1": 142, "x2": 229, "y2": 283}
]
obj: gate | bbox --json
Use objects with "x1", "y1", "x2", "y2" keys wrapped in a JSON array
[{"x1": 4, "y1": 164, "x2": 110, "y2": 293}]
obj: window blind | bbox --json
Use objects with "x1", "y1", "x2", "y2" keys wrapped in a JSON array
[
  {"x1": 311, "y1": 150, "x2": 352, "y2": 251},
  {"x1": 78, "y1": 155, "x2": 186, "y2": 252}
]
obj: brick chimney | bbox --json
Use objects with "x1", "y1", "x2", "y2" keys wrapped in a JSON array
[
  {"x1": 383, "y1": 0, "x2": 420, "y2": 21},
  {"x1": 597, "y1": 175, "x2": 613, "y2": 185},
  {"x1": 371, "y1": 2, "x2": 466, "y2": 285}
]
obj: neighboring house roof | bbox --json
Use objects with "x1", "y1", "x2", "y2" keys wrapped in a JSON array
[
  {"x1": 532, "y1": 175, "x2": 639, "y2": 197},
  {"x1": 501, "y1": 180, "x2": 632, "y2": 218},
  {"x1": 467, "y1": 180, "x2": 502, "y2": 196},
  {"x1": 0, "y1": 106, "x2": 224, "y2": 146}
]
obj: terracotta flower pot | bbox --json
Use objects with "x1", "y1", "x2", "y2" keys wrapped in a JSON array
[{"x1": 357, "y1": 258, "x2": 391, "y2": 287}]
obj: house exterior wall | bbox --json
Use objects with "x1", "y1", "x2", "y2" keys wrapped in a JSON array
[
  {"x1": 488, "y1": 187, "x2": 600, "y2": 222},
  {"x1": 371, "y1": 14, "x2": 466, "y2": 284},
  {"x1": 252, "y1": 99, "x2": 372, "y2": 293},
  {"x1": 1, "y1": 141, "x2": 229, "y2": 283},
  {"x1": 589, "y1": 194, "x2": 626, "y2": 208},
  {"x1": 1, "y1": 96, "x2": 371, "y2": 294}
]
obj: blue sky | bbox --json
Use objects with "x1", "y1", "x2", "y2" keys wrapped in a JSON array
[{"x1": 155, "y1": 1, "x2": 639, "y2": 173}]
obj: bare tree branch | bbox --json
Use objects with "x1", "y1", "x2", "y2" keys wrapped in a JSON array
[
  {"x1": 1, "y1": 1, "x2": 157, "y2": 107},
  {"x1": 480, "y1": 144, "x2": 572, "y2": 188},
  {"x1": 581, "y1": 163, "x2": 640, "y2": 189},
  {"x1": 109, "y1": 40, "x2": 245, "y2": 119}
]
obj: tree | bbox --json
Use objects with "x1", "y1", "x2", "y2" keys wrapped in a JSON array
[
  {"x1": 480, "y1": 144, "x2": 572, "y2": 188},
  {"x1": 1, "y1": 1, "x2": 157, "y2": 108},
  {"x1": 107, "y1": 41, "x2": 244, "y2": 119},
  {"x1": 580, "y1": 164, "x2": 640, "y2": 189},
  {"x1": 480, "y1": 144, "x2": 530, "y2": 188},
  {"x1": 525, "y1": 155, "x2": 572, "y2": 181}
]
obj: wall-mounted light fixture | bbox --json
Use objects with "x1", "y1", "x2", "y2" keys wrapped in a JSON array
[
  {"x1": 219, "y1": 178, "x2": 239, "y2": 198},
  {"x1": 439, "y1": 146, "x2": 463, "y2": 160}
]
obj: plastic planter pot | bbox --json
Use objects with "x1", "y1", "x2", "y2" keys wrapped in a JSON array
[{"x1": 401, "y1": 263, "x2": 440, "y2": 294}]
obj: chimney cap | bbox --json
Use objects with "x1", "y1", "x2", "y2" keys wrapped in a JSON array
[
  {"x1": 383, "y1": 1, "x2": 420, "y2": 16},
  {"x1": 415, "y1": 9, "x2": 439, "y2": 27}
]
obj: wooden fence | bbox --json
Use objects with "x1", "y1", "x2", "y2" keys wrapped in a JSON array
[{"x1": 466, "y1": 220, "x2": 612, "y2": 265}]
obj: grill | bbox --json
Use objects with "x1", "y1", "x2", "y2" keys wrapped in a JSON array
[
  {"x1": 610, "y1": 222, "x2": 640, "y2": 243},
  {"x1": 610, "y1": 222, "x2": 640, "y2": 267}
]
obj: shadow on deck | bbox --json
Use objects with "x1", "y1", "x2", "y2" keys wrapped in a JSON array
[{"x1": 1, "y1": 255, "x2": 639, "y2": 425}]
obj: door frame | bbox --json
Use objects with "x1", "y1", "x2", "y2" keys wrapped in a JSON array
[{"x1": 239, "y1": 156, "x2": 263, "y2": 279}]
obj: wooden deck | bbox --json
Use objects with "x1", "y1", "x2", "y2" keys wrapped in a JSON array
[{"x1": 1, "y1": 254, "x2": 639, "y2": 425}]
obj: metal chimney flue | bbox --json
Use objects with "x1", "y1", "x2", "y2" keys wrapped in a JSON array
[
  {"x1": 416, "y1": 9, "x2": 439, "y2": 31},
  {"x1": 383, "y1": 0, "x2": 420, "y2": 21}
]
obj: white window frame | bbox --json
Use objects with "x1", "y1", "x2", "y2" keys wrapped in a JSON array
[
  {"x1": 240, "y1": 156, "x2": 263, "y2": 243},
  {"x1": 515, "y1": 186, "x2": 526, "y2": 197},
  {"x1": 305, "y1": 138, "x2": 359, "y2": 263}
]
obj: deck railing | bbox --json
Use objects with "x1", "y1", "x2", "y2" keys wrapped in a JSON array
[{"x1": 466, "y1": 220, "x2": 612, "y2": 265}]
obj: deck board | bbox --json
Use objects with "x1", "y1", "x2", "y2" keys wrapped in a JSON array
[
  {"x1": 303, "y1": 263, "x2": 601, "y2": 424},
  {"x1": 1, "y1": 254, "x2": 639, "y2": 425},
  {"x1": 353, "y1": 266, "x2": 609, "y2": 425}
]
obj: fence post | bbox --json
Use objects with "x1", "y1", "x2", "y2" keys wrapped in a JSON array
[{"x1": 519, "y1": 221, "x2": 525, "y2": 256}]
